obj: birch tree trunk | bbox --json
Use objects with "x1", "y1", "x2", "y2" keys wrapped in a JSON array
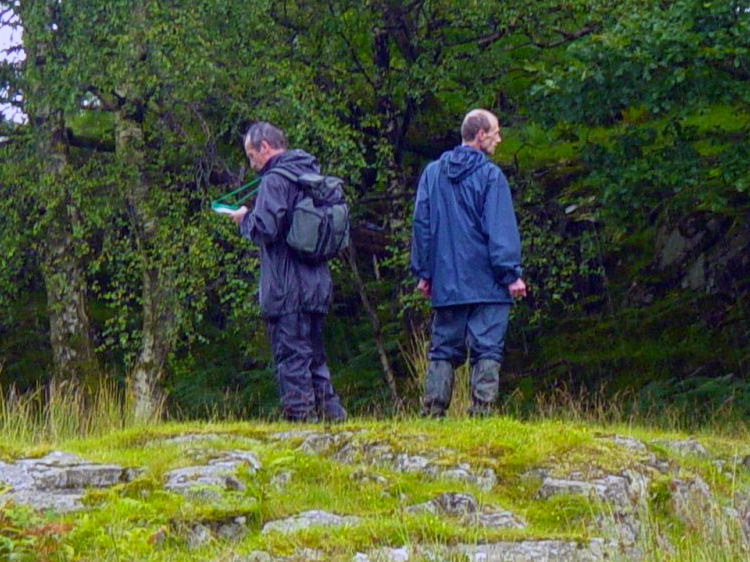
[
  {"x1": 113, "y1": 1, "x2": 175, "y2": 421},
  {"x1": 21, "y1": 0, "x2": 98, "y2": 383}
]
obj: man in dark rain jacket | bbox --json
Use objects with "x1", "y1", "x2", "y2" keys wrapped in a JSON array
[
  {"x1": 410, "y1": 109, "x2": 527, "y2": 417},
  {"x1": 229, "y1": 122, "x2": 346, "y2": 423}
]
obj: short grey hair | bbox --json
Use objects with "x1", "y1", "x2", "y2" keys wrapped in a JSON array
[
  {"x1": 244, "y1": 122, "x2": 287, "y2": 151},
  {"x1": 461, "y1": 109, "x2": 495, "y2": 142}
]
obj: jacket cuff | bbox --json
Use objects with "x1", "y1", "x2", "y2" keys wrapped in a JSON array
[{"x1": 498, "y1": 266, "x2": 522, "y2": 286}]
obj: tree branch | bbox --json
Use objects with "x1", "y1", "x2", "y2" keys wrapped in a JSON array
[
  {"x1": 327, "y1": 0, "x2": 376, "y2": 90},
  {"x1": 347, "y1": 243, "x2": 402, "y2": 408},
  {"x1": 529, "y1": 25, "x2": 594, "y2": 48}
]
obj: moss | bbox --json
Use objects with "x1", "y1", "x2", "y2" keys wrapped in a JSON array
[{"x1": 3, "y1": 417, "x2": 749, "y2": 560}]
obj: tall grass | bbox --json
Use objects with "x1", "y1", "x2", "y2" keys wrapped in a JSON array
[
  {"x1": 0, "y1": 377, "x2": 164, "y2": 447},
  {"x1": 399, "y1": 333, "x2": 750, "y2": 437},
  {"x1": 400, "y1": 327, "x2": 471, "y2": 416}
]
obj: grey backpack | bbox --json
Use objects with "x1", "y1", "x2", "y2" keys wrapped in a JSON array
[{"x1": 268, "y1": 168, "x2": 350, "y2": 263}]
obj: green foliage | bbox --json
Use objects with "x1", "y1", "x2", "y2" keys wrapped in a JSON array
[
  {"x1": 2, "y1": 0, "x2": 749, "y2": 418},
  {"x1": 0, "y1": 501, "x2": 72, "y2": 560}
]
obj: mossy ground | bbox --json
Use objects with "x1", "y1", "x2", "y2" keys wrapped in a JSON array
[{"x1": 2, "y1": 415, "x2": 749, "y2": 561}]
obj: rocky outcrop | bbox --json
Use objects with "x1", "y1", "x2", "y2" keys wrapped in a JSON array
[
  {"x1": 0, "y1": 451, "x2": 132, "y2": 512},
  {"x1": 3, "y1": 430, "x2": 749, "y2": 561},
  {"x1": 279, "y1": 430, "x2": 498, "y2": 492},
  {"x1": 406, "y1": 492, "x2": 525, "y2": 529},
  {"x1": 261, "y1": 510, "x2": 362, "y2": 535},
  {"x1": 163, "y1": 450, "x2": 261, "y2": 499}
]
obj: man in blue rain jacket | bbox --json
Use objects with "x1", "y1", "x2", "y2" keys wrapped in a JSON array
[
  {"x1": 410, "y1": 109, "x2": 527, "y2": 417},
  {"x1": 229, "y1": 122, "x2": 346, "y2": 423}
]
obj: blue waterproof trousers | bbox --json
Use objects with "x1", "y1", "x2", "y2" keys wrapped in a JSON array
[
  {"x1": 266, "y1": 312, "x2": 345, "y2": 421},
  {"x1": 429, "y1": 303, "x2": 510, "y2": 365},
  {"x1": 423, "y1": 303, "x2": 510, "y2": 416}
]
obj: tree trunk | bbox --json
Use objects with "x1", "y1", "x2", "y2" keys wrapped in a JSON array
[
  {"x1": 41, "y1": 211, "x2": 98, "y2": 383},
  {"x1": 114, "y1": 108, "x2": 175, "y2": 421},
  {"x1": 21, "y1": 0, "x2": 98, "y2": 383}
]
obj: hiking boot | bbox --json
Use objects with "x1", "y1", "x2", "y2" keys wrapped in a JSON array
[
  {"x1": 321, "y1": 403, "x2": 347, "y2": 423},
  {"x1": 421, "y1": 360, "x2": 454, "y2": 417},
  {"x1": 469, "y1": 359, "x2": 500, "y2": 409}
]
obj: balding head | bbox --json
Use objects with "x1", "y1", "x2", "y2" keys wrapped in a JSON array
[
  {"x1": 461, "y1": 109, "x2": 497, "y2": 142},
  {"x1": 461, "y1": 109, "x2": 501, "y2": 155}
]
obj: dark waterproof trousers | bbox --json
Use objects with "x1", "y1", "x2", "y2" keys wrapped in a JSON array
[
  {"x1": 422, "y1": 303, "x2": 510, "y2": 415},
  {"x1": 266, "y1": 312, "x2": 344, "y2": 421},
  {"x1": 429, "y1": 303, "x2": 510, "y2": 365}
]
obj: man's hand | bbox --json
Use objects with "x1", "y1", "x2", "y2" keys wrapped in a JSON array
[
  {"x1": 508, "y1": 278, "x2": 527, "y2": 299},
  {"x1": 229, "y1": 205, "x2": 249, "y2": 226},
  {"x1": 417, "y1": 278, "x2": 431, "y2": 299}
]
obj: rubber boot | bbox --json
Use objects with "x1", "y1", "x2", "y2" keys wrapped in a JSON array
[
  {"x1": 468, "y1": 359, "x2": 500, "y2": 417},
  {"x1": 421, "y1": 360, "x2": 454, "y2": 417}
]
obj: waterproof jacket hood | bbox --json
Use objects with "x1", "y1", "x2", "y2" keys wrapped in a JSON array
[
  {"x1": 240, "y1": 149, "x2": 332, "y2": 318},
  {"x1": 441, "y1": 144, "x2": 487, "y2": 183},
  {"x1": 410, "y1": 145, "x2": 522, "y2": 307}
]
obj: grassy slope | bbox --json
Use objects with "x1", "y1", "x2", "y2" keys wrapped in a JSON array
[{"x1": 2, "y1": 415, "x2": 749, "y2": 561}]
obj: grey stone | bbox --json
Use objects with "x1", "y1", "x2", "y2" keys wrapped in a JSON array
[
  {"x1": 591, "y1": 475, "x2": 631, "y2": 509},
  {"x1": 520, "y1": 467, "x2": 549, "y2": 482},
  {"x1": 34, "y1": 464, "x2": 124, "y2": 489},
  {"x1": 216, "y1": 516, "x2": 247, "y2": 540},
  {"x1": 163, "y1": 449, "x2": 261, "y2": 497},
  {"x1": 653, "y1": 438, "x2": 708, "y2": 457},
  {"x1": 407, "y1": 493, "x2": 525, "y2": 530},
  {"x1": 0, "y1": 460, "x2": 35, "y2": 490},
  {"x1": 620, "y1": 469, "x2": 649, "y2": 505},
  {"x1": 595, "y1": 512, "x2": 641, "y2": 549},
  {"x1": 353, "y1": 546, "x2": 410, "y2": 561},
  {"x1": 407, "y1": 492, "x2": 477, "y2": 517},
  {"x1": 8, "y1": 489, "x2": 83, "y2": 513},
  {"x1": 349, "y1": 469, "x2": 388, "y2": 485},
  {"x1": 609, "y1": 435, "x2": 648, "y2": 453},
  {"x1": 210, "y1": 450, "x2": 261, "y2": 472},
  {"x1": 287, "y1": 549, "x2": 324, "y2": 561},
  {"x1": 670, "y1": 476, "x2": 713, "y2": 529},
  {"x1": 536, "y1": 478, "x2": 596, "y2": 500},
  {"x1": 261, "y1": 509, "x2": 361, "y2": 535},
  {"x1": 164, "y1": 464, "x2": 244, "y2": 496},
  {"x1": 735, "y1": 493, "x2": 750, "y2": 546},
  {"x1": 332, "y1": 442, "x2": 358, "y2": 463},
  {"x1": 440, "y1": 466, "x2": 497, "y2": 492},
  {"x1": 186, "y1": 523, "x2": 212, "y2": 549},
  {"x1": 0, "y1": 451, "x2": 130, "y2": 513},
  {"x1": 452, "y1": 539, "x2": 608, "y2": 561},
  {"x1": 239, "y1": 552, "x2": 274, "y2": 562},
  {"x1": 537, "y1": 475, "x2": 634, "y2": 510},
  {"x1": 298, "y1": 431, "x2": 355, "y2": 455},
  {"x1": 439, "y1": 467, "x2": 473, "y2": 483},
  {"x1": 160, "y1": 433, "x2": 223, "y2": 445},
  {"x1": 392, "y1": 453, "x2": 434, "y2": 475},
  {"x1": 471, "y1": 510, "x2": 526, "y2": 530},
  {"x1": 269, "y1": 430, "x2": 319, "y2": 441},
  {"x1": 477, "y1": 468, "x2": 498, "y2": 491},
  {"x1": 298, "y1": 433, "x2": 336, "y2": 454}
]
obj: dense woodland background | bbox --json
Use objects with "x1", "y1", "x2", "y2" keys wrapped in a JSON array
[{"x1": 0, "y1": 0, "x2": 748, "y2": 423}]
